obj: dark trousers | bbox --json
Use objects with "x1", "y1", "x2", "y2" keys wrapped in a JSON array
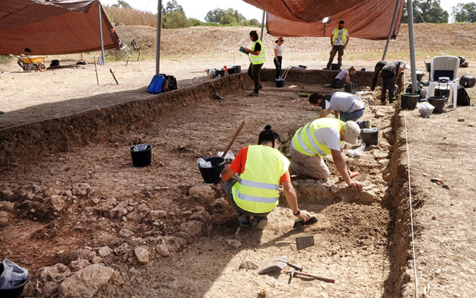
[
  {"x1": 248, "y1": 63, "x2": 263, "y2": 93},
  {"x1": 371, "y1": 61, "x2": 387, "y2": 90},
  {"x1": 381, "y1": 71, "x2": 396, "y2": 103},
  {"x1": 333, "y1": 78, "x2": 344, "y2": 88},
  {"x1": 274, "y1": 56, "x2": 282, "y2": 79},
  {"x1": 326, "y1": 45, "x2": 345, "y2": 69}
]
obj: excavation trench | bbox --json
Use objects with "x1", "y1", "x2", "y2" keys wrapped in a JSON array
[{"x1": 0, "y1": 70, "x2": 413, "y2": 297}]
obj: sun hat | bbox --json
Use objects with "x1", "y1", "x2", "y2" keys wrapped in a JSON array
[{"x1": 343, "y1": 121, "x2": 360, "y2": 144}]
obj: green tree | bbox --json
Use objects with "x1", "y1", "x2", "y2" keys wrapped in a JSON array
[
  {"x1": 452, "y1": 2, "x2": 476, "y2": 22},
  {"x1": 163, "y1": 10, "x2": 191, "y2": 29},
  {"x1": 205, "y1": 8, "x2": 246, "y2": 25},
  {"x1": 402, "y1": 0, "x2": 448, "y2": 23},
  {"x1": 112, "y1": 0, "x2": 132, "y2": 9},
  {"x1": 162, "y1": 0, "x2": 184, "y2": 15},
  {"x1": 190, "y1": 18, "x2": 204, "y2": 26},
  {"x1": 249, "y1": 18, "x2": 261, "y2": 27}
]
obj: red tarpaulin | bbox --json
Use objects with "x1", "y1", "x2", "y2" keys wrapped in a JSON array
[
  {"x1": 0, "y1": 0, "x2": 121, "y2": 55},
  {"x1": 244, "y1": 0, "x2": 405, "y2": 40}
]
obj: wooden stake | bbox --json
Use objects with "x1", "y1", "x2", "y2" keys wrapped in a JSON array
[
  {"x1": 94, "y1": 56, "x2": 99, "y2": 85},
  {"x1": 109, "y1": 68, "x2": 119, "y2": 84},
  {"x1": 137, "y1": 50, "x2": 141, "y2": 61}
]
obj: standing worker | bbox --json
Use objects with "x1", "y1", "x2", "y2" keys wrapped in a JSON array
[
  {"x1": 379, "y1": 61, "x2": 408, "y2": 104},
  {"x1": 221, "y1": 125, "x2": 312, "y2": 229},
  {"x1": 244, "y1": 30, "x2": 265, "y2": 97},
  {"x1": 289, "y1": 118, "x2": 363, "y2": 191},
  {"x1": 309, "y1": 92, "x2": 371, "y2": 129},
  {"x1": 333, "y1": 66, "x2": 356, "y2": 88},
  {"x1": 273, "y1": 37, "x2": 284, "y2": 81},
  {"x1": 370, "y1": 60, "x2": 387, "y2": 91},
  {"x1": 325, "y1": 20, "x2": 349, "y2": 71}
]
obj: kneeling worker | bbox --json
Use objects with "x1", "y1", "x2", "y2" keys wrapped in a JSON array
[
  {"x1": 221, "y1": 125, "x2": 312, "y2": 229},
  {"x1": 290, "y1": 119, "x2": 364, "y2": 191},
  {"x1": 309, "y1": 92, "x2": 371, "y2": 129},
  {"x1": 333, "y1": 66, "x2": 356, "y2": 88}
]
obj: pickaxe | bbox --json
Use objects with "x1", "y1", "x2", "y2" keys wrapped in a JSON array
[{"x1": 290, "y1": 269, "x2": 335, "y2": 283}]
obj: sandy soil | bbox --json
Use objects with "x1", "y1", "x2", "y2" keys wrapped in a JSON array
[{"x1": 0, "y1": 24, "x2": 476, "y2": 298}]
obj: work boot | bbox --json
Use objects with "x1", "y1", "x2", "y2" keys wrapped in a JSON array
[
  {"x1": 248, "y1": 92, "x2": 259, "y2": 97},
  {"x1": 259, "y1": 84, "x2": 263, "y2": 90},
  {"x1": 251, "y1": 216, "x2": 268, "y2": 230},
  {"x1": 238, "y1": 215, "x2": 250, "y2": 227}
]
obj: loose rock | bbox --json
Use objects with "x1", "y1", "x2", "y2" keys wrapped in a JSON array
[
  {"x1": 119, "y1": 229, "x2": 135, "y2": 238},
  {"x1": 239, "y1": 259, "x2": 258, "y2": 270},
  {"x1": 189, "y1": 184, "x2": 216, "y2": 204},
  {"x1": 180, "y1": 220, "x2": 204, "y2": 237},
  {"x1": 227, "y1": 239, "x2": 242, "y2": 249},
  {"x1": 42, "y1": 281, "x2": 59, "y2": 297},
  {"x1": 154, "y1": 244, "x2": 170, "y2": 257},
  {"x1": 134, "y1": 246, "x2": 150, "y2": 264},
  {"x1": 57, "y1": 264, "x2": 114, "y2": 298},
  {"x1": 98, "y1": 246, "x2": 113, "y2": 257},
  {"x1": 150, "y1": 210, "x2": 167, "y2": 220},
  {"x1": 190, "y1": 210, "x2": 212, "y2": 223}
]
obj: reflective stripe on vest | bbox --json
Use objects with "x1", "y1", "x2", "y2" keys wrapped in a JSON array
[
  {"x1": 333, "y1": 28, "x2": 347, "y2": 44},
  {"x1": 232, "y1": 145, "x2": 289, "y2": 214},
  {"x1": 292, "y1": 118, "x2": 345, "y2": 157},
  {"x1": 250, "y1": 40, "x2": 265, "y2": 65}
]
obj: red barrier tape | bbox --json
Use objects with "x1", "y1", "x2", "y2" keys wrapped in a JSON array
[{"x1": 288, "y1": 48, "x2": 403, "y2": 52}]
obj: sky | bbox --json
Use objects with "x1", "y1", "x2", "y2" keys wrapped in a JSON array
[{"x1": 100, "y1": 0, "x2": 473, "y2": 23}]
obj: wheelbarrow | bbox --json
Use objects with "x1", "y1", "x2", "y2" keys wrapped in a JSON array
[{"x1": 9, "y1": 54, "x2": 47, "y2": 72}]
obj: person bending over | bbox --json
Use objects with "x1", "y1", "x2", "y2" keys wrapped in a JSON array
[
  {"x1": 221, "y1": 125, "x2": 312, "y2": 229},
  {"x1": 333, "y1": 66, "x2": 356, "y2": 88}
]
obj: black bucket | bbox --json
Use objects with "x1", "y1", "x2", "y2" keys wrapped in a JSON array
[
  {"x1": 198, "y1": 157, "x2": 225, "y2": 184},
  {"x1": 416, "y1": 71, "x2": 425, "y2": 82},
  {"x1": 428, "y1": 96, "x2": 446, "y2": 113},
  {"x1": 0, "y1": 263, "x2": 29, "y2": 298},
  {"x1": 360, "y1": 128, "x2": 379, "y2": 146},
  {"x1": 460, "y1": 75, "x2": 475, "y2": 88},
  {"x1": 400, "y1": 93, "x2": 419, "y2": 110},
  {"x1": 233, "y1": 65, "x2": 241, "y2": 73},
  {"x1": 344, "y1": 83, "x2": 353, "y2": 93},
  {"x1": 129, "y1": 144, "x2": 153, "y2": 167},
  {"x1": 228, "y1": 67, "x2": 236, "y2": 75},
  {"x1": 275, "y1": 78, "x2": 284, "y2": 87},
  {"x1": 331, "y1": 63, "x2": 339, "y2": 70},
  {"x1": 216, "y1": 69, "x2": 226, "y2": 77}
]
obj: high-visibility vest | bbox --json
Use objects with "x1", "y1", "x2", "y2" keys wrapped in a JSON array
[
  {"x1": 292, "y1": 118, "x2": 345, "y2": 157},
  {"x1": 333, "y1": 28, "x2": 348, "y2": 44},
  {"x1": 232, "y1": 145, "x2": 289, "y2": 214},
  {"x1": 250, "y1": 40, "x2": 266, "y2": 65}
]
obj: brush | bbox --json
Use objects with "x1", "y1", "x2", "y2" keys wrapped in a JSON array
[{"x1": 293, "y1": 215, "x2": 318, "y2": 228}]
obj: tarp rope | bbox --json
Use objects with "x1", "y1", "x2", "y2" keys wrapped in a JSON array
[
  {"x1": 403, "y1": 110, "x2": 419, "y2": 297},
  {"x1": 414, "y1": 9, "x2": 443, "y2": 53}
]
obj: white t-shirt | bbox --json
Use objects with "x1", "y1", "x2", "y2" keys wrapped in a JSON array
[
  {"x1": 332, "y1": 28, "x2": 349, "y2": 46},
  {"x1": 313, "y1": 127, "x2": 343, "y2": 151},
  {"x1": 335, "y1": 69, "x2": 348, "y2": 81},
  {"x1": 274, "y1": 44, "x2": 283, "y2": 56},
  {"x1": 324, "y1": 92, "x2": 364, "y2": 112}
]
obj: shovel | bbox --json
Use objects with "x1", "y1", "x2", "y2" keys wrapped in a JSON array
[
  {"x1": 206, "y1": 69, "x2": 224, "y2": 100},
  {"x1": 258, "y1": 256, "x2": 302, "y2": 274}
]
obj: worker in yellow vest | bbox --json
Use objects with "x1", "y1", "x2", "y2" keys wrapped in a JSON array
[
  {"x1": 243, "y1": 30, "x2": 265, "y2": 97},
  {"x1": 290, "y1": 118, "x2": 363, "y2": 191},
  {"x1": 325, "y1": 20, "x2": 349, "y2": 71},
  {"x1": 221, "y1": 125, "x2": 312, "y2": 229}
]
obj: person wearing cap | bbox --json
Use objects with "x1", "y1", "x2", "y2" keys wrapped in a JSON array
[
  {"x1": 380, "y1": 61, "x2": 408, "y2": 103},
  {"x1": 243, "y1": 30, "x2": 265, "y2": 97},
  {"x1": 309, "y1": 92, "x2": 371, "y2": 129},
  {"x1": 325, "y1": 20, "x2": 349, "y2": 70},
  {"x1": 333, "y1": 66, "x2": 356, "y2": 88},
  {"x1": 273, "y1": 37, "x2": 284, "y2": 81},
  {"x1": 290, "y1": 119, "x2": 364, "y2": 191},
  {"x1": 221, "y1": 125, "x2": 312, "y2": 230}
]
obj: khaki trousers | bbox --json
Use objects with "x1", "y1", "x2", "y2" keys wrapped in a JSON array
[{"x1": 289, "y1": 145, "x2": 330, "y2": 179}]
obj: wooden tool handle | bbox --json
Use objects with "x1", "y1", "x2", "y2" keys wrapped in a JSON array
[
  {"x1": 222, "y1": 121, "x2": 245, "y2": 158},
  {"x1": 296, "y1": 272, "x2": 335, "y2": 283}
]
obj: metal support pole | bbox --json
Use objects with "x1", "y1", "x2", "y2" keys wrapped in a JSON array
[
  {"x1": 156, "y1": 0, "x2": 162, "y2": 75},
  {"x1": 98, "y1": 1, "x2": 105, "y2": 65},
  {"x1": 260, "y1": 11, "x2": 265, "y2": 40},
  {"x1": 407, "y1": 0, "x2": 417, "y2": 94},
  {"x1": 382, "y1": 0, "x2": 401, "y2": 61}
]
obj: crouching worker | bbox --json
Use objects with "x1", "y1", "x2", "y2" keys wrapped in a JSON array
[
  {"x1": 333, "y1": 66, "x2": 356, "y2": 88},
  {"x1": 290, "y1": 118, "x2": 364, "y2": 191},
  {"x1": 221, "y1": 125, "x2": 312, "y2": 229},
  {"x1": 309, "y1": 92, "x2": 371, "y2": 129}
]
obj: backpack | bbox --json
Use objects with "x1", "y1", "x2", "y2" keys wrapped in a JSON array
[
  {"x1": 457, "y1": 85, "x2": 471, "y2": 106},
  {"x1": 147, "y1": 74, "x2": 165, "y2": 94},
  {"x1": 161, "y1": 74, "x2": 177, "y2": 92},
  {"x1": 405, "y1": 82, "x2": 427, "y2": 100}
]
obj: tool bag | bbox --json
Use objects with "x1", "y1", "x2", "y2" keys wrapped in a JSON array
[
  {"x1": 161, "y1": 74, "x2": 177, "y2": 92},
  {"x1": 405, "y1": 82, "x2": 427, "y2": 99},
  {"x1": 147, "y1": 74, "x2": 165, "y2": 94},
  {"x1": 457, "y1": 85, "x2": 471, "y2": 106}
]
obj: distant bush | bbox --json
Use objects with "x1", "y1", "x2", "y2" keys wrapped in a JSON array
[
  {"x1": 104, "y1": 5, "x2": 157, "y2": 27},
  {"x1": 0, "y1": 55, "x2": 12, "y2": 65},
  {"x1": 163, "y1": 10, "x2": 192, "y2": 29}
]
